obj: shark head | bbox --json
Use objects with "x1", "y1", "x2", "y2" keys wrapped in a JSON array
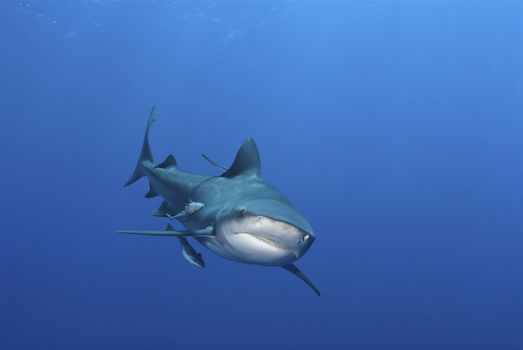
[{"x1": 215, "y1": 199, "x2": 315, "y2": 266}]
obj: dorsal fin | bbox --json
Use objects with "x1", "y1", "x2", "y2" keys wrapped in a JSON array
[
  {"x1": 155, "y1": 154, "x2": 177, "y2": 170},
  {"x1": 222, "y1": 137, "x2": 261, "y2": 178}
]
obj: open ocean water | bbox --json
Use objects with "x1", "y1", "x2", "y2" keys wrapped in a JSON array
[{"x1": 1, "y1": 1, "x2": 522, "y2": 349}]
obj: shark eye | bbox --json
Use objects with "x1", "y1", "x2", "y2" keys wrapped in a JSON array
[{"x1": 238, "y1": 208, "x2": 247, "y2": 217}]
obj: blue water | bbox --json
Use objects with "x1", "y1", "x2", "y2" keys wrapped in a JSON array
[{"x1": 1, "y1": 1, "x2": 522, "y2": 349}]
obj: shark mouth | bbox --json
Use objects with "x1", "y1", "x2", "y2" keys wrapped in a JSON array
[{"x1": 235, "y1": 232, "x2": 293, "y2": 253}]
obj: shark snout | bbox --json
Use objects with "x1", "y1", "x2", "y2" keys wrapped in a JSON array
[
  {"x1": 295, "y1": 231, "x2": 314, "y2": 258},
  {"x1": 299, "y1": 233, "x2": 313, "y2": 244}
]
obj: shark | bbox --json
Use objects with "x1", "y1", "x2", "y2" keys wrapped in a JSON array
[{"x1": 118, "y1": 107, "x2": 320, "y2": 295}]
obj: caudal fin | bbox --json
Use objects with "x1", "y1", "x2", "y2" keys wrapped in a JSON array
[{"x1": 124, "y1": 107, "x2": 157, "y2": 187}]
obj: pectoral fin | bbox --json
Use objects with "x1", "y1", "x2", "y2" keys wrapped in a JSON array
[
  {"x1": 180, "y1": 239, "x2": 205, "y2": 268},
  {"x1": 282, "y1": 264, "x2": 320, "y2": 296},
  {"x1": 165, "y1": 224, "x2": 206, "y2": 268},
  {"x1": 117, "y1": 226, "x2": 214, "y2": 238},
  {"x1": 145, "y1": 184, "x2": 158, "y2": 198},
  {"x1": 151, "y1": 200, "x2": 171, "y2": 217}
]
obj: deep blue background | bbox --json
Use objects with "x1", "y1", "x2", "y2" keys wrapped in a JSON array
[{"x1": 1, "y1": 1, "x2": 522, "y2": 349}]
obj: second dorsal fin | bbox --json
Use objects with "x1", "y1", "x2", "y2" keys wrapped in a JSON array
[{"x1": 155, "y1": 154, "x2": 177, "y2": 170}]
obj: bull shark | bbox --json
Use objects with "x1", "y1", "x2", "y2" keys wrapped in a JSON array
[{"x1": 118, "y1": 107, "x2": 320, "y2": 295}]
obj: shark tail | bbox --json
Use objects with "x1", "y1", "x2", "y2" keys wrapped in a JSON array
[{"x1": 124, "y1": 107, "x2": 157, "y2": 187}]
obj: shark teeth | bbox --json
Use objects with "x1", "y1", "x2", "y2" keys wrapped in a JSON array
[{"x1": 236, "y1": 232, "x2": 291, "y2": 251}]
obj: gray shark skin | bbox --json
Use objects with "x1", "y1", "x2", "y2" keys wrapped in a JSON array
[{"x1": 119, "y1": 107, "x2": 319, "y2": 295}]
